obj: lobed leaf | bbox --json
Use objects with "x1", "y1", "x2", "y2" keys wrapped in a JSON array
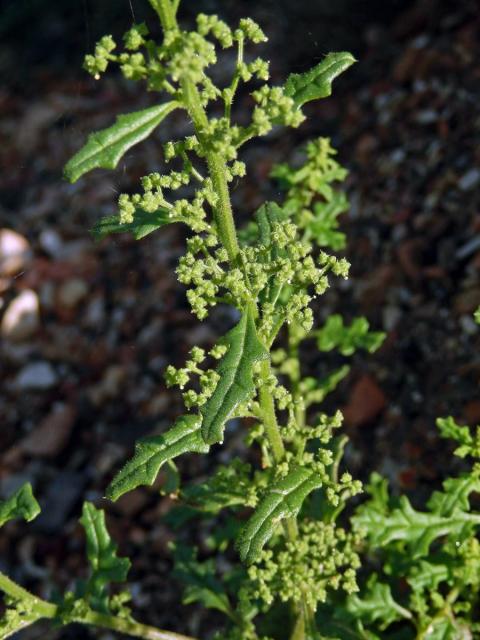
[
  {"x1": 284, "y1": 52, "x2": 356, "y2": 107},
  {"x1": 237, "y1": 466, "x2": 323, "y2": 564},
  {"x1": 303, "y1": 365, "x2": 350, "y2": 407},
  {"x1": 407, "y1": 559, "x2": 450, "y2": 592},
  {"x1": 172, "y1": 544, "x2": 233, "y2": 617},
  {"x1": 107, "y1": 415, "x2": 208, "y2": 501},
  {"x1": 64, "y1": 101, "x2": 178, "y2": 182},
  {"x1": 346, "y1": 579, "x2": 411, "y2": 629},
  {"x1": 427, "y1": 474, "x2": 480, "y2": 517},
  {"x1": 308, "y1": 192, "x2": 349, "y2": 250},
  {"x1": 80, "y1": 502, "x2": 131, "y2": 613},
  {"x1": 0, "y1": 483, "x2": 40, "y2": 527},
  {"x1": 92, "y1": 208, "x2": 173, "y2": 241},
  {"x1": 180, "y1": 459, "x2": 254, "y2": 514},
  {"x1": 436, "y1": 416, "x2": 480, "y2": 458},
  {"x1": 353, "y1": 494, "x2": 480, "y2": 558},
  {"x1": 201, "y1": 307, "x2": 268, "y2": 445},
  {"x1": 316, "y1": 315, "x2": 385, "y2": 357}
]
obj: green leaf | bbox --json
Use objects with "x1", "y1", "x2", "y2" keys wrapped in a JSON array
[
  {"x1": 180, "y1": 459, "x2": 253, "y2": 514},
  {"x1": 284, "y1": 52, "x2": 356, "y2": 107},
  {"x1": 353, "y1": 494, "x2": 480, "y2": 558},
  {"x1": 422, "y1": 618, "x2": 465, "y2": 640},
  {"x1": 436, "y1": 417, "x2": 480, "y2": 458},
  {"x1": 0, "y1": 483, "x2": 40, "y2": 527},
  {"x1": 407, "y1": 559, "x2": 450, "y2": 592},
  {"x1": 172, "y1": 544, "x2": 233, "y2": 617},
  {"x1": 254, "y1": 202, "x2": 286, "y2": 250},
  {"x1": 237, "y1": 466, "x2": 323, "y2": 564},
  {"x1": 64, "y1": 102, "x2": 178, "y2": 182},
  {"x1": 427, "y1": 475, "x2": 480, "y2": 517},
  {"x1": 316, "y1": 315, "x2": 385, "y2": 356},
  {"x1": 308, "y1": 191, "x2": 349, "y2": 250},
  {"x1": 92, "y1": 208, "x2": 172, "y2": 241},
  {"x1": 80, "y1": 502, "x2": 131, "y2": 613},
  {"x1": 107, "y1": 415, "x2": 208, "y2": 501},
  {"x1": 302, "y1": 365, "x2": 350, "y2": 407},
  {"x1": 201, "y1": 307, "x2": 268, "y2": 445},
  {"x1": 346, "y1": 578, "x2": 411, "y2": 629},
  {"x1": 316, "y1": 604, "x2": 373, "y2": 640}
]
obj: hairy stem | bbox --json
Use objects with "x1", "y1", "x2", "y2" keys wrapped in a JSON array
[
  {"x1": 149, "y1": 0, "x2": 176, "y2": 30},
  {"x1": 156, "y1": 2, "x2": 312, "y2": 636},
  {"x1": 77, "y1": 610, "x2": 198, "y2": 640},
  {"x1": 0, "y1": 571, "x2": 56, "y2": 618},
  {"x1": 0, "y1": 570, "x2": 197, "y2": 640},
  {"x1": 156, "y1": 0, "x2": 240, "y2": 263},
  {"x1": 258, "y1": 359, "x2": 286, "y2": 462},
  {"x1": 258, "y1": 360, "x2": 319, "y2": 640}
]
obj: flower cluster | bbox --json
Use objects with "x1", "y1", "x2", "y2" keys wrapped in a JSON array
[
  {"x1": 248, "y1": 519, "x2": 361, "y2": 610},
  {"x1": 165, "y1": 344, "x2": 226, "y2": 410}
]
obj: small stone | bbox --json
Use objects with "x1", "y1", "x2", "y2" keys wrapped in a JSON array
[
  {"x1": 459, "y1": 314, "x2": 478, "y2": 335},
  {"x1": 84, "y1": 295, "x2": 106, "y2": 327},
  {"x1": 459, "y1": 168, "x2": 480, "y2": 192},
  {"x1": 88, "y1": 365, "x2": 127, "y2": 405},
  {"x1": 33, "y1": 471, "x2": 87, "y2": 533},
  {"x1": 20, "y1": 404, "x2": 76, "y2": 458},
  {"x1": 0, "y1": 229, "x2": 31, "y2": 277},
  {"x1": 57, "y1": 278, "x2": 88, "y2": 309},
  {"x1": 39, "y1": 229, "x2": 64, "y2": 258},
  {"x1": 382, "y1": 305, "x2": 402, "y2": 331},
  {"x1": 343, "y1": 374, "x2": 386, "y2": 427},
  {"x1": 16, "y1": 361, "x2": 58, "y2": 391},
  {"x1": 1, "y1": 290, "x2": 40, "y2": 342},
  {"x1": 414, "y1": 109, "x2": 438, "y2": 124}
]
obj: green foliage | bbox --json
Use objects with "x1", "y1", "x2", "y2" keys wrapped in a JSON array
[
  {"x1": 316, "y1": 315, "x2": 385, "y2": 356},
  {"x1": 91, "y1": 208, "x2": 172, "y2": 241},
  {"x1": 0, "y1": 483, "x2": 40, "y2": 527},
  {"x1": 284, "y1": 52, "x2": 356, "y2": 107},
  {"x1": 7, "y1": 1, "x2": 458, "y2": 640},
  {"x1": 341, "y1": 433, "x2": 480, "y2": 639},
  {"x1": 237, "y1": 466, "x2": 325, "y2": 564},
  {"x1": 107, "y1": 415, "x2": 208, "y2": 501},
  {"x1": 64, "y1": 102, "x2": 178, "y2": 182},
  {"x1": 172, "y1": 544, "x2": 234, "y2": 617},
  {"x1": 346, "y1": 577, "x2": 412, "y2": 628},
  {"x1": 201, "y1": 306, "x2": 268, "y2": 444},
  {"x1": 79, "y1": 502, "x2": 131, "y2": 613},
  {"x1": 437, "y1": 416, "x2": 480, "y2": 459}
]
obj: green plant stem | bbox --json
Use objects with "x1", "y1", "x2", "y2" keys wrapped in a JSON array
[
  {"x1": 258, "y1": 360, "x2": 319, "y2": 640},
  {"x1": 77, "y1": 610, "x2": 198, "y2": 640},
  {"x1": 258, "y1": 359, "x2": 286, "y2": 462},
  {"x1": 0, "y1": 570, "x2": 197, "y2": 640},
  {"x1": 179, "y1": 76, "x2": 240, "y2": 263},
  {"x1": 155, "y1": 0, "x2": 240, "y2": 264},
  {"x1": 149, "y1": 0, "x2": 176, "y2": 30},
  {"x1": 0, "y1": 571, "x2": 56, "y2": 618},
  {"x1": 415, "y1": 587, "x2": 458, "y2": 640},
  {"x1": 155, "y1": 2, "x2": 313, "y2": 636}
]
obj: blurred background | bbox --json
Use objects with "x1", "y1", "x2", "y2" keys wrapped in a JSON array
[{"x1": 1, "y1": 0, "x2": 480, "y2": 637}]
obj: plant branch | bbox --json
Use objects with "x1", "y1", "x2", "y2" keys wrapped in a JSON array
[
  {"x1": 150, "y1": 0, "x2": 176, "y2": 30},
  {"x1": 76, "y1": 610, "x2": 198, "y2": 640},
  {"x1": 0, "y1": 571, "x2": 197, "y2": 640},
  {"x1": 0, "y1": 571, "x2": 56, "y2": 619}
]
